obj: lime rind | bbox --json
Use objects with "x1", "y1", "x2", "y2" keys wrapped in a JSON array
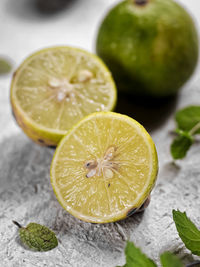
[
  {"x1": 11, "y1": 46, "x2": 117, "y2": 146},
  {"x1": 96, "y1": 0, "x2": 198, "y2": 97},
  {"x1": 50, "y1": 112, "x2": 158, "y2": 223}
]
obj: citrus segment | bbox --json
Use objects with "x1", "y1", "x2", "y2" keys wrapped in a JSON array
[
  {"x1": 10, "y1": 47, "x2": 116, "y2": 146},
  {"x1": 50, "y1": 112, "x2": 158, "y2": 223}
]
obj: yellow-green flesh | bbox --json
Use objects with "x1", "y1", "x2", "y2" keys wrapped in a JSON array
[
  {"x1": 11, "y1": 47, "x2": 116, "y2": 145},
  {"x1": 51, "y1": 112, "x2": 158, "y2": 223}
]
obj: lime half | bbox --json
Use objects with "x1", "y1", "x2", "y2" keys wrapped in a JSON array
[
  {"x1": 50, "y1": 112, "x2": 158, "y2": 223},
  {"x1": 10, "y1": 47, "x2": 117, "y2": 146}
]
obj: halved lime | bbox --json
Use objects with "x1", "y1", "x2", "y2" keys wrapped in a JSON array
[
  {"x1": 10, "y1": 47, "x2": 117, "y2": 146},
  {"x1": 50, "y1": 112, "x2": 158, "y2": 223}
]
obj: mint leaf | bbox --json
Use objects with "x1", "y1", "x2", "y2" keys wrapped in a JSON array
[
  {"x1": 173, "y1": 210, "x2": 200, "y2": 256},
  {"x1": 171, "y1": 132, "x2": 193, "y2": 159},
  {"x1": 120, "y1": 241, "x2": 157, "y2": 267},
  {"x1": 160, "y1": 252, "x2": 183, "y2": 267},
  {"x1": 13, "y1": 221, "x2": 58, "y2": 251},
  {"x1": 170, "y1": 106, "x2": 200, "y2": 159},
  {"x1": 0, "y1": 57, "x2": 12, "y2": 74},
  {"x1": 176, "y1": 106, "x2": 200, "y2": 135}
]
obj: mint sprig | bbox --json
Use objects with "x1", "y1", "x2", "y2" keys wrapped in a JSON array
[
  {"x1": 119, "y1": 210, "x2": 200, "y2": 267},
  {"x1": 173, "y1": 210, "x2": 200, "y2": 256},
  {"x1": 119, "y1": 241, "x2": 157, "y2": 267},
  {"x1": 160, "y1": 251, "x2": 183, "y2": 267},
  {"x1": 171, "y1": 131, "x2": 194, "y2": 160},
  {"x1": 13, "y1": 221, "x2": 58, "y2": 251},
  {"x1": 171, "y1": 106, "x2": 200, "y2": 159},
  {"x1": 118, "y1": 241, "x2": 184, "y2": 267},
  {"x1": 176, "y1": 106, "x2": 200, "y2": 134}
]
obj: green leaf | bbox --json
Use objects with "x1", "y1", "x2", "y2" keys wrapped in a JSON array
[
  {"x1": 160, "y1": 252, "x2": 183, "y2": 267},
  {"x1": 14, "y1": 221, "x2": 58, "y2": 251},
  {"x1": 176, "y1": 106, "x2": 200, "y2": 134},
  {"x1": 173, "y1": 210, "x2": 200, "y2": 256},
  {"x1": 0, "y1": 58, "x2": 12, "y2": 74},
  {"x1": 171, "y1": 131, "x2": 193, "y2": 159},
  {"x1": 119, "y1": 241, "x2": 157, "y2": 267}
]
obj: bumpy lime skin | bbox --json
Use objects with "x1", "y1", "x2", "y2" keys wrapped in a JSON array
[{"x1": 96, "y1": 0, "x2": 199, "y2": 97}]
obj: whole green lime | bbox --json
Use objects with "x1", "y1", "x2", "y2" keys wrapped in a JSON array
[{"x1": 96, "y1": 0, "x2": 199, "y2": 97}]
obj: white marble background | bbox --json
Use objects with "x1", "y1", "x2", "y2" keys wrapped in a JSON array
[{"x1": 1, "y1": 0, "x2": 200, "y2": 266}]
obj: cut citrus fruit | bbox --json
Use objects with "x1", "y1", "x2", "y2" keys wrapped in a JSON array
[
  {"x1": 10, "y1": 47, "x2": 117, "y2": 146},
  {"x1": 50, "y1": 112, "x2": 158, "y2": 223}
]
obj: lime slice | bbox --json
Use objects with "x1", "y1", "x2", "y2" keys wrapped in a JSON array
[
  {"x1": 10, "y1": 47, "x2": 117, "y2": 146},
  {"x1": 50, "y1": 112, "x2": 158, "y2": 223}
]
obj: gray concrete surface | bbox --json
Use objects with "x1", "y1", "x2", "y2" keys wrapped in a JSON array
[{"x1": 0, "y1": 0, "x2": 200, "y2": 266}]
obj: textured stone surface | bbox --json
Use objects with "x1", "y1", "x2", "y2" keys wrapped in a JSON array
[{"x1": 1, "y1": 0, "x2": 200, "y2": 266}]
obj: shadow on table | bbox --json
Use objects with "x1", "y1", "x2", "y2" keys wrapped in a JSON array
[
  {"x1": 176, "y1": 252, "x2": 200, "y2": 267},
  {"x1": 53, "y1": 205, "x2": 145, "y2": 253},
  {"x1": 116, "y1": 92, "x2": 178, "y2": 133},
  {"x1": 5, "y1": 0, "x2": 79, "y2": 21}
]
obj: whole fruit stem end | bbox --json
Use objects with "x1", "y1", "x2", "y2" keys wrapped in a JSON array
[{"x1": 134, "y1": 0, "x2": 148, "y2": 6}]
